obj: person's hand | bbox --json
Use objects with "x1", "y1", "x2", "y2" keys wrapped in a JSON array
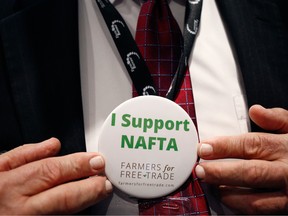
[
  {"x1": 0, "y1": 138, "x2": 112, "y2": 214},
  {"x1": 196, "y1": 105, "x2": 288, "y2": 214}
]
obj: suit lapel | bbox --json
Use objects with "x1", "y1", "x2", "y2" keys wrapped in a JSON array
[
  {"x1": 0, "y1": 0, "x2": 86, "y2": 154},
  {"x1": 216, "y1": 0, "x2": 288, "y2": 131}
]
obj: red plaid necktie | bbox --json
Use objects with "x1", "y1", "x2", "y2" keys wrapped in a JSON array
[{"x1": 134, "y1": 0, "x2": 210, "y2": 215}]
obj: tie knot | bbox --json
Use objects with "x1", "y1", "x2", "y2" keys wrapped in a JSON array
[
  {"x1": 135, "y1": 0, "x2": 183, "y2": 97},
  {"x1": 140, "y1": 0, "x2": 172, "y2": 19}
]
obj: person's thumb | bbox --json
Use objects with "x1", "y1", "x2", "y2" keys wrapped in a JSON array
[{"x1": 249, "y1": 104, "x2": 288, "y2": 133}]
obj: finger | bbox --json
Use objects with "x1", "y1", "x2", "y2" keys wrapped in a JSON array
[
  {"x1": 11, "y1": 153, "x2": 105, "y2": 195},
  {"x1": 27, "y1": 176, "x2": 113, "y2": 214},
  {"x1": 198, "y1": 133, "x2": 288, "y2": 161},
  {"x1": 219, "y1": 186, "x2": 288, "y2": 214},
  {"x1": 249, "y1": 104, "x2": 288, "y2": 133},
  {"x1": 195, "y1": 160, "x2": 287, "y2": 188},
  {"x1": 0, "y1": 138, "x2": 61, "y2": 171}
]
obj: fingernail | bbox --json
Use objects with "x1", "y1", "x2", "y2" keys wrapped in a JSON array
[
  {"x1": 89, "y1": 156, "x2": 104, "y2": 170},
  {"x1": 105, "y1": 180, "x2": 113, "y2": 193},
  {"x1": 195, "y1": 165, "x2": 205, "y2": 179},
  {"x1": 200, "y1": 143, "x2": 213, "y2": 157}
]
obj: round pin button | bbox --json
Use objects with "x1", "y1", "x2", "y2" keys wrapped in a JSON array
[{"x1": 98, "y1": 96, "x2": 198, "y2": 199}]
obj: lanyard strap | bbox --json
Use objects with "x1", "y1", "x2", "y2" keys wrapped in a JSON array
[
  {"x1": 167, "y1": 0, "x2": 203, "y2": 100},
  {"x1": 95, "y1": 0, "x2": 203, "y2": 100}
]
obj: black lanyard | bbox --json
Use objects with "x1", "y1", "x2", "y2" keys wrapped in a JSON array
[{"x1": 95, "y1": 0, "x2": 203, "y2": 101}]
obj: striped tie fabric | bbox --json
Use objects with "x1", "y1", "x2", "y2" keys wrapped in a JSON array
[{"x1": 134, "y1": 0, "x2": 210, "y2": 215}]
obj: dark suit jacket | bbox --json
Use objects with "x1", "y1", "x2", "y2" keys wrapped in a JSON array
[
  {"x1": 0, "y1": 0, "x2": 85, "y2": 154},
  {"x1": 1, "y1": 0, "x2": 288, "y2": 212}
]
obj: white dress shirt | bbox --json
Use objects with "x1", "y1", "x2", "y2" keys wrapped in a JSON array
[{"x1": 79, "y1": 0, "x2": 250, "y2": 214}]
